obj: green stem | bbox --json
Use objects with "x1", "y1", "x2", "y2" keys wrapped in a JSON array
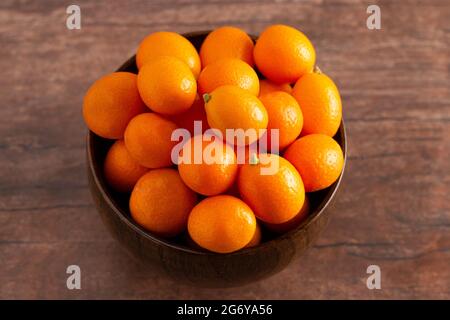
[{"x1": 203, "y1": 93, "x2": 211, "y2": 103}]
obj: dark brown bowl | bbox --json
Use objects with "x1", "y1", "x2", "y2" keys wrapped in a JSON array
[{"x1": 86, "y1": 31, "x2": 347, "y2": 288}]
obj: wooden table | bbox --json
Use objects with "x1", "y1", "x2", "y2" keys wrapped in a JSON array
[{"x1": 1, "y1": 0, "x2": 449, "y2": 299}]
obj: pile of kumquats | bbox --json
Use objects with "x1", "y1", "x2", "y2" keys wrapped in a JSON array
[{"x1": 82, "y1": 25, "x2": 344, "y2": 254}]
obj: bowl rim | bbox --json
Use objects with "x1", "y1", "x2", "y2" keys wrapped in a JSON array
[{"x1": 86, "y1": 30, "x2": 347, "y2": 257}]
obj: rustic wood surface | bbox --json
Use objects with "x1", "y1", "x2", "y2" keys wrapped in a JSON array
[{"x1": 0, "y1": 0, "x2": 449, "y2": 299}]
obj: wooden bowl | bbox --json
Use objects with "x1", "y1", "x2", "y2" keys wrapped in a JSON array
[{"x1": 86, "y1": 31, "x2": 347, "y2": 288}]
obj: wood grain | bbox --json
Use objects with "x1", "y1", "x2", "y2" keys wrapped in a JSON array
[{"x1": 0, "y1": 0, "x2": 449, "y2": 299}]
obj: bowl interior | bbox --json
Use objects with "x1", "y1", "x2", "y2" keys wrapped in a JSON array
[{"x1": 88, "y1": 31, "x2": 347, "y2": 256}]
